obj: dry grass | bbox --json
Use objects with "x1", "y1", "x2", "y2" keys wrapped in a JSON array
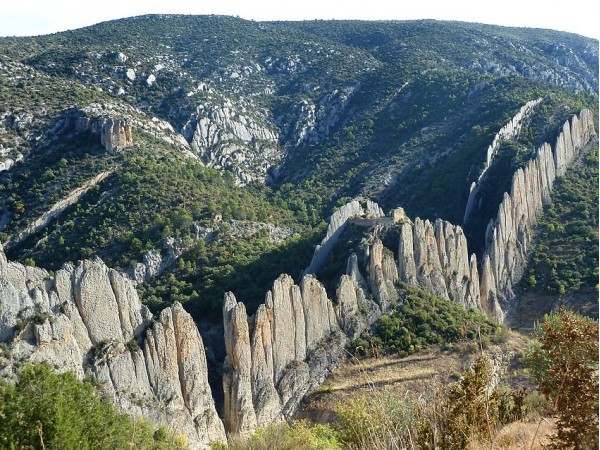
[
  {"x1": 298, "y1": 332, "x2": 531, "y2": 425},
  {"x1": 484, "y1": 418, "x2": 556, "y2": 449}
]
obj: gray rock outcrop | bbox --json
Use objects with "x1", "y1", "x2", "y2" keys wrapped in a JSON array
[
  {"x1": 397, "y1": 217, "x2": 482, "y2": 310},
  {"x1": 480, "y1": 109, "x2": 596, "y2": 319},
  {"x1": 464, "y1": 99, "x2": 542, "y2": 225},
  {"x1": 222, "y1": 273, "x2": 347, "y2": 433},
  {"x1": 74, "y1": 114, "x2": 133, "y2": 154},
  {"x1": 182, "y1": 96, "x2": 281, "y2": 184},
  {"x1": 0, "y1": 247, "x2": 226, "y2": 449},
  {"x1": 305, "y1": 199, "x2": 384, "y2": 275}
]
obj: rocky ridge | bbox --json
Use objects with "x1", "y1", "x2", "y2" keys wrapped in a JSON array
[
  {"x1": 397, "y1": 109, "x2": 596, "y2": 321},
  {"x1": 480, "y1": 109, "x2": 597, "y2": 319},
  {"x1": 397, "y1": 218, "x2": 481, "y2": 311},
  {"x1": 4, "y1": 170, "x2": 115, "y2": 249},
  {"x1": 463, "y1": 98, "x2": 543, "y2": 225},
  {"x1": 304, "y1": 198, "x2": 384, "y2": 275},
  {"x1": 221, "y1": 236, "x2": 398, "y2": 435},
  {"x1": 1, "y1": 113, "x2": 596, "y2": 443},
  {"x1": 0, "y1": 199, "x2": 400, "y2": 445}
]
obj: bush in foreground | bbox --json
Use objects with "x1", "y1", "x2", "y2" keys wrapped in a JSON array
[
  {"x1": 0, "y1": 363, "x2": 184, "y2": 449},
  {"x1": 523, "y1": 308, "x2": 599, "y2": 449}
]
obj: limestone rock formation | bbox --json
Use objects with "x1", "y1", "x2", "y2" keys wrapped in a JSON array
[
  {"x1": 367, "y1": 239, "x2": 398, "y2": 311},
  {"x1": 305, "y1": 199, "x2": 384, "y2": 275},
  {"x1": 397, "y1": 218, "x2": 481, "y2": 310},
  {"x1": 0, "y1": 247, "x2": 226, "y2": 449},
  {"x1": 279, "y1": 87, "x2": 358, "y2": 147},
  {"x1": 74, "y1": 114, "x2": 133, "y2": 154},
  {"x1": 222, "y1": 274, "x2": 345, "y2": 433},
  {"x1": 222, "y1": 294, "x2": 257, "y2": 435},
  {"x1": 182, "y1": 96, "x2": 280, "y2": 184},
  {"x1": 481, "y1": 109, "x2": 596, "y2": 320},
  {"x1": 464, "y1": 98, "x2": 543, "y2": 225}
]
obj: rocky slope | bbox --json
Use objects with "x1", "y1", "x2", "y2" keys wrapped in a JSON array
[
  {"x1": 0, "y1": 15, "x2": 597, "y2": 447},
  {"x1": 0, "y1": 108, "x2": 596, "y2": 442},
  {"x1": 396, "y1": 108, "x2": 597, "y2": 321}
]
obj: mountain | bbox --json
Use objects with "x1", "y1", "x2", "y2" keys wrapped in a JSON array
[{"x1": 0, "y1": 15, "x2": 598, "y2": 448}]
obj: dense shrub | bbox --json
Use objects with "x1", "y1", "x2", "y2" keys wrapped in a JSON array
[
  {"x1": 523, "y1": 308, "x2": 599, "y2": 449},
  {"x1": 350, "y1": 284, "x2": 500, "y2": 357},
  {"x1": 0, "y1": 363, "x2": 184, "y2": 449}
]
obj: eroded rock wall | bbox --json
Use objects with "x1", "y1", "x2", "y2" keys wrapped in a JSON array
[
  {"x1": 304, "y1": 198, "x2": 384, "y2": 275},
  {"x1": 222, "y1": 235, "x2": 396, "y2": 434},
  {"x1": 480, "y1": 109, "x2": 596, "y2": 319},
  {"x1": 0, "y1": 247, "x2": 225, "y2": 449},
  {"x1": 464, "y1": 99, "x2": 542, "y2": 225},
  {"x1": 397, "y1": 217, "x2": 481, "y2": 310},
  {"x1": 75, "y1": 114, "x2": 133, "y2": 154}
]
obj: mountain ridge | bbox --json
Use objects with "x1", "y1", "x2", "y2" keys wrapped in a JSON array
[{"x1": 0, "y1": 16, "x2": 598, "y2": 447}]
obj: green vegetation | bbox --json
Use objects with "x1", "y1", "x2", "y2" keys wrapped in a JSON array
[
  {"x1": 523, "y1": 308, "x2": 599, "y2": 449},
  {"x1": 213, "y1": 421, "x2": 340, "y2": 450},
  {"x1": 0, "y1": 14, "x2": 596, "y2": 334},
  {"x1": 524, "y1": 144, "x2": 599, "y2": 296},
  {"x1": 350, "y1": 284, "x2": 500, "y2": 357},
  {"x1": 0, "y1": 363, "x2": 185, "y2": 449}
]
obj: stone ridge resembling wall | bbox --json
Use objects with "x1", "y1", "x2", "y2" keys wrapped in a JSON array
[
  {"x1": 399, "y1": 109, "x2": 596, "y2": 322},
  {"x1": 463, "y1": 98, "x2": 543, "y2": 225},
  {"x1": 480, "y1": 109, "x2": 596, "y2": 320},
  {"x1": 5, "y1": 170, "x2": 114, "y2": 249},
  {"x1": 304, "y1": 198, "x2": 384, "y2": 275},
  {"x1": 221, "y1": 235, "x2": 398, "y2": 435}
]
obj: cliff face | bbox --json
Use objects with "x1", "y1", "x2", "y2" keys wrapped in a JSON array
[
  {"x1": 221, "y1": 230, "x2": 398, "y2": 434},
  {"x1": 74, "y1": 114, "x2": 133, "y2": 154},
  {"x1": 397, "y1": 217, "x2": 481, "y2": 310},
  {"x1": 0, "y1": 247, "x2": 225, "y2": 449},
  {"x1": 398, "y1": 109, "x2": 597, "y2": 321},
  {"x1": 481, "y1": 109, "x2": 597, "y2": 318},
  {"x1": 222, "y1": 274, "x2": 343, "y2": 434}
]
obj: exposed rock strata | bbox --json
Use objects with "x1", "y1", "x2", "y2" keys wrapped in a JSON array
[
  {"x1": 75, "y1": 114, "x2": 133, "y2": 154},
  {"x1": 5, "y1": 170, "x2": 114, "y2": 249},
  {"x1": 1, "y1": 110, "x2": 594, "y2": 444},
  {"x1": 481, "y1": 109, "x2": 596, "y2": 319},
  {"x1": 397, "y1": 218, "x2": 481, "y2": 310},
  {"x1": 222, "y1": 244, "x2": 396, "y2": 434},
  {"x1": 464, "y1": 98, "x2": 542, "y2": 225},
  {"x1": 0, "y1": 247, "x2": 225, "y2": 448},
  {"x1": 182, "y1": 97, "x2": 280, "y2": 184},
  {"x1": 222, "y1": 273, "x2": 344, "y2": 433}
]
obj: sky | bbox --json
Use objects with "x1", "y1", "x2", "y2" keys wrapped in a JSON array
[{"x1": 0, "y1": 0, "x2": 598, "y2": 41}]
